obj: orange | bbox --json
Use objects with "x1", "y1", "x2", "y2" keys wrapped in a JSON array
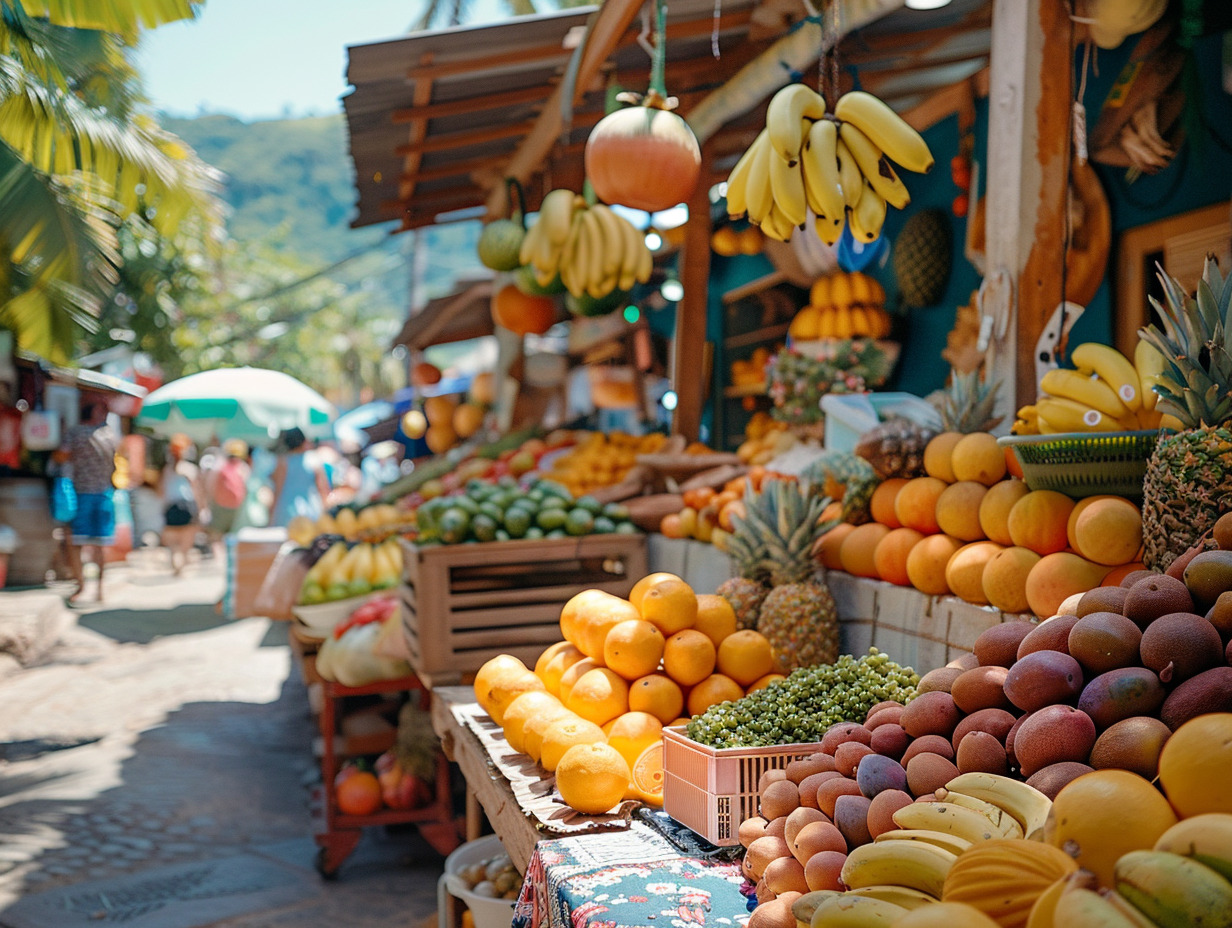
[
  {"x1": 638, "y1": 578, "x2": 698, "y2": 636},
  {"x1": 631, "y1": 741, "x2": 665, "y2": 807},
  {"x1": 747, "y1": 673, "x2": 786, "y2": 693},
  {"x1": 535, "y1": 641, "x2": 575, "y2": 678},
  {"x1": 693, "y1": 594, "x2": 737, "y2": 646},
  {"x1": 540, "y1": 716, "x2": 607, "y2": 772},
  {"x1": 923, "y1": 431, "x2": 963, "y2": 482},
  {"x1": 1007, "y1": 490, "x2": 1075, "y2": 556},
  {"x1": 522, "y1": 706, "x2": 576, "y2": 763},
  {"x1": 473, "y1": 655, "x2": 530, "y2": 716},
  {"x1": 603, "y1": 619, "x2": 666, "y2": 681},
  {"x1": 486, "y1": 671, "x2": 547, "y2": 727},
  {"x1": 904, "y1": 533, "x2": 964, "y2": 595},
  {"x1": 687, "y1": 674, "x2": 745, "y2": 716},
  {"x1": 1157, "y1": 713, "x2": 1232, "y2": 817},
  {"x1": 978, "y1": 478, "x2": 1030, "y2": 546},
  {"x1": 501, "y1": 690, "x2": 563, "y2": 753},
  {"x1": 934, "y1": 481, "x2": 989, "y2": 542},
  {"x1": 944, "y1": 541, "x2": 1003, "y2": 605},
  {"x1": 839, "y1": 522, "x2": 892, "y2": 578},
  {"x1": 540, "y1": 645, "x2": 587, "y2": 697},
  {"x1": 627, "y1": 674, "x2": 684, "y2": 724},
  {"x1": 628, "y1": 572, "x2": 682, "y2": 613},
  {"x1": 605, "y1": 711, "x2": 663, "y2": 770},
  {"x1": 561, "y1": 589, "x2": 640, "y2": 660},
  {"x1": 894, "y1": 476, "x2": 947, "y2": 535},
  {"x1": 1071, "y1": 497, "x2": 1142, "y2": 566},
  {"x1": 558, "y1": 657, "x2": 603, "y2": 704},
  {"x1": 869, "y1": 478, "x2": 909, "y2": 528},
  {"x1": 816, "y1": 523, "x2": 856, "y2": 570},
  {"x1": 716, "y1": 629, "x2": 775, "y2": 686},
  {"x1": 1046, "y1": 769, "x2": 1178, "y2": 887},
  {"x1": 663, "y1": 629, "x2": 717, "y2": 687},
  {"x1": 950, "y1": 432, "x2": 1007, "y2": 485},
  {"x1": 981, "y1": 546, "x2": 1040, "y2": 614},
  {"x1": 565, "y1": 667, "x2": 630, "y2": 727},
  {"x1": 555, "y1": 742, "x2": 630, "y2": 815},
  {"x1": 872, "y1": 527, "x2": 925, "y2": 586}
]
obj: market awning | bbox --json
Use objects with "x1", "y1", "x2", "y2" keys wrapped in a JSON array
[{"x1": 390, "y1": 279, "x2": 496, "y2": 351}]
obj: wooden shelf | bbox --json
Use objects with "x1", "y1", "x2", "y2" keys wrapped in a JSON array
[
  {"x1": 723, "y1": 382, "x2": 768, "y2": 398},
  {"x1": 721, "y1": 270, "x2": 786, "y2": 305},
  {"x1": 724, "y1": 323, "x2": 791, "y2": 350}
]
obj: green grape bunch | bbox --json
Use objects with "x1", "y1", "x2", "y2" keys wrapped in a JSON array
[{"x1": 685, "y1": 649, "x2": 919, "y2": 749}]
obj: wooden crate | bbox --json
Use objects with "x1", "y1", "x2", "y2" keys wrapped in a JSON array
[{"x1": 399, "y1": 534, "x2": 647, "y2": 684}]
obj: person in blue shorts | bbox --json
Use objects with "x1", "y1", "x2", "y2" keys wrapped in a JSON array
[{"x1": 57, "y1": 402, "x2": 118, "y2": 604}]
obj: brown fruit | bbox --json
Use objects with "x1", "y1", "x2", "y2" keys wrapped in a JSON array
[
  {"x1": 1003, "y1": 650, "x2": 1084, "y2": 713},
  {"x1": 1122, "y1": 574, "x2": 1194, "y2": 629},
  {"x1": 1089, "y1": 716, "x2": 1172, "y2": 779},
  {"x1": 1208, "y1": 591, "x2": 1232, "y2": 642},
  {"x1": 1165, "y1": 540, "x2": 1208, "y2": 582},
  {"x1": 803, "y1": 850, "x2": 847, "y2": 892},
  {"x1": 973, "y1": 620, "x2": 1035, "y2": 667},
  {"x1": 947, "y1": 652, "x2": 980, "y2": 671},
  {"x1": 1067, "y1": 612, "x2": 1143, "y2": 675},
  {"x1": 865, "y1": 700, "x2": 905, "y2": 718},
  {"x1": 739, "y1": 815, "x2": 769, "y2": 848},
  {"x1": 746, "y1": 835, "x2": 791, "y2": 879},
  {"x1": 791, "y1": 821, "x2": 846, "y2": 865},
  {"x1": 1118, "y1": 568, "x2": 1159, "y2": 589},
  {"x1": 865, "y1": 706, "x2": 904, "y2": 729},
  {"x1": 761, "y1": 779, "x2": 801, "y2": 821},
  {"x1": 747, "y1": 896, "x2": 795, "y2": 928},
  {"x1": 1077, "y1": 667, "x2": 1166, "y2": 730},
  {"x1": 833, "y1": 794, "x2": 874, "y2": 849},
  {"x1": 1184, "y1": 550, "x2": 1232, "y2": 610},
  {"x1": 1139, "y1": 611, "x2": 1224, "y2": 683},
  {"x1": 956, "y1": 730, "x2": 1009, "y2": 775},
  {"x1": 855, "y1": 754, "x2": 908, "y2": 798},
  {"x1": 900, "y1": 691, "x2": 961, "y2": 738},
  {"x1": 753, "y1": 878, "x2": 774, "y2": 905},
  {"x1": 1005, "y1": 713, "x2": 1029, "y2": 767},
  {"x1": 1012, "y1": 704, "x2": 1097, "y2": 777},
  {"x1": 798, "y1": 771, "x2": 841, "y2": 809},
  {"x1": 951, "y1": 707, "x2": 1018, "y2": 752},
  {"x1": 866, "y1": 789, "x2": 913, "y2": 837},
  {"x1": 816, "y1": 777, "x2": 862, "y2": 818},
  {"x1": 784, "y1": 807, "x2": 828, "y2": 846},
  {"x1": 1075, "y1": 586, "x2": 1128, "y2": 617},
  {"x1": 1214, "y1": 512, "x2": 1232, "y2": 550},
  {"x1": 902, "y1": 735, "x2": 956, "y2": 764},
  {"x1": 1025, "y1": 761, "x2": 1094, "y2": 799},
  {"x1": 1160, "y1": 666, "x2": 1232, "y2": 730},
  {"x1": 950, "y1": 665, "x2": 1013, "y2": 713},
  {"x1": 869, "y1": 724, "x2": 910, "y2": 760},
  {"x1": 759, "y1": 768, "x2": 788, "y2": 794},
  {"x1": 786, "y1": 757, "x2": 832, "y2": 784},
  {"x1": 833, "y1": 741, "x2": 875, "y2": 777},
  {"x1": 1017, "y1": 614, "x2": 1080, "y2": 658},
  {"x1": 764, "y1": 855, "x2": 809, "y2": 895},
  {"x1": 819, "y1": 723, "x2": 872, "y2": 754},
  {"x1": 765, "y1": 816, "x2": 787, "y2": 838},
  {"x1": 905, "y1": 752, "x2": 960, "y2": 798},
  {"x1": 916, "y1": 667, "x2": 963, "y2": 694}
]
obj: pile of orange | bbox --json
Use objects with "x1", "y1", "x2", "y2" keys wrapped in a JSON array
[
  {"x1": 474, "y1": 572, "x2": 780, "y2": 815},
  {"x1": 818, "y1": 430, "x2": 1147, "y2": 618}
]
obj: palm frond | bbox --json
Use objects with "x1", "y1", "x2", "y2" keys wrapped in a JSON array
[
  {"x1": 0, "y1": 260, "x2": 99, "y2": 362},
  {"x1": 15, "y1": 0, "x2": 196, "y2": 40}
]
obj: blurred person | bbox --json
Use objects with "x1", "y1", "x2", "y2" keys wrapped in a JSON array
[
  {"x1": 270, "y1": 427, "x2": 329, "y2": 528},
  {"x1": 161, "y1": 434, "x2": 206, "y2": 575},
  {"x1": 56, "y1": 402, "x2": 118, "y2": 604},
  {"x1": 206, "y1": 439, "x2": 251, "y2": 540}
]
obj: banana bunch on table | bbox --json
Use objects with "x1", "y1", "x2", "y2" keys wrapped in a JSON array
[
  {"x1": 518, "y1": 188, "x2": 653, "y2": 299},
  {"x1": 1013, "y1": 341, "x2": 1182, "y2": 434},
  {"x1": 725, "y1": 86, "x2": 934, "y2": 244}
]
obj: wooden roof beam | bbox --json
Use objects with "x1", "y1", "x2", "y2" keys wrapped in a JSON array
[
  {"x1": 898, "y1": 67, "x2": 990, "y2": 133},
  {"x1": 395, "y1": 120, "x2": 535, "y2": 157},
  {"x1": 398, "y1": 53, "x2": 437, "y2": 203},
  {"x1": 392, "y1": 84, "x2": 547, "y2": 123},
  {"x1": 406, "y1": 41, "x2": 571, "y2": 81}
]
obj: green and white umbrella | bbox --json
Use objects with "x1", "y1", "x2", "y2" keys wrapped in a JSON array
[{"x1": 136, "y1": 367, "x2": 335, "y2": 447}]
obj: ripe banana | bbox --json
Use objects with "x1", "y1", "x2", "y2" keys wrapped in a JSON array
[
  {"x1": 766, "y1": 83, "x2": 827, "y2": 163},
  {"x1": 809, "y1": 893, "x2": 907, "y2": 926},
  {"x1": 802, "y1": 119, "x2": 846, "y2": 228},
  {"x1": 835, "y1": 137, "x2": 864, "y2": 209},
  {"x1": 559, "y1": 211, "x2": 588, "y2": 298},
  {"x1": 760, "y1": 202, "x2": 797, "y2": 242},
  {"x1": 874, "y1": 829, "x2": 973, "y2": 856},
  {"x1": 1055, "y1": 886, "x2": 1158, "y2": 928},
  {"x1": 891, "y1": 801, "x2": 1001, "y2": 844},
  {"x1": 792, "y1": 890, "x2": 842, "y2": 926},
  {"x1": 1071, "y1": 342, "x2": 1142, "y2": 412},
  {"x1": 1154, "y1": 813, "x2": 1232, "y2": 883},
  {"x1": 1036, "y1": 396, "x2": 1122, "y2": 432},
  {"x1": 1114, "y1": 850, "x2": 1232, "y2": 928},
  {"x1": 589, "y1": 204, "x2": 624, "y2": 278},
  {"x1": 744, "y1": 135, "x2": 775, "y2": 224},
  {"x1": 844, "y1": 885, "x2": 940, "y2": 909},
  {"x1": 834, "y1": 90, "x2": 935, "y2": 173},
  {"x1": 943, "y1": 773, "x2": 1053, "y2": 841},
  {"x1": 518, "y1": 218, "x2": 543, "y2": 267},
  {"x1": 848, "y1": 181, "x2": 887, "y2": 242},
  {"x1": 1134, "y1": 338, "x2": 1167, "y2": 413},
  {"x1": 538, "y1": 188, "x2": 578, "y2": 246},
  {"x1": 768, "y1": 145, "x2": 808, "y2": 227},
  {"x1": 838, "y1": 121, "x2": 911, "y2": 209},
  {"x1": 725, "y1": 131, "x2": 766, "y2": 218},
  {"x1": 841, "y1": 840, "x2": 958, "y2": 899},
  {"x1": 931, "y1": 789, "x2": 1024, "y2": 839},
  {"x1": 1013, "y1": 405, "x2": 1041, "y2": 435},
  {"x1": 1039, "y1": 368, "x2": 1132, "y2": 421},
  {"x1": 815, "y1": 213, "x2": 844, "y2": 246}
]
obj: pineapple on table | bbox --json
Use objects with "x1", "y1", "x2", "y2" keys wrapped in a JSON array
[
  {"x1": 1138, "y1": 256, "x2": 1232, "y2": 571},
  {"x1": 716, "y1": 500, "x2": 770, "y2": 630},
  {"x1": 800, "y1": 451, "x2": 880, "y2": 524}
]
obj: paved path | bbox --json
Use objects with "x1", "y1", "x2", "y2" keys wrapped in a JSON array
[{"x1": 0, "y1": 553, "x2": 447, "y2": 928}]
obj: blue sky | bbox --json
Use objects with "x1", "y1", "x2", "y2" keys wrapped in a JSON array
[{"x1": 138, "y1": 0, "x2": 505, "y2": 120}]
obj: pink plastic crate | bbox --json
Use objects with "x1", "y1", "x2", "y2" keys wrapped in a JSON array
[{"x1": 662, "y1": 726, "x2": 826, "y2": 846}]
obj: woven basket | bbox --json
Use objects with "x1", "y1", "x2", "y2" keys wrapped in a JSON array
[{"x1": 998, "y1": 431, "x2": 1161, "y2": 499}]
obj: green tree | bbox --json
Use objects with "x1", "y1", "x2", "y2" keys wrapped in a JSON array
[{"x1": 0, "y1": 0, "x2": 221, "y2": 362}]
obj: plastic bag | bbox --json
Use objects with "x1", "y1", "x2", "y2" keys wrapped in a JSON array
[{"x1": 252, "y1": 540, "x2": 310, "y2": 621}]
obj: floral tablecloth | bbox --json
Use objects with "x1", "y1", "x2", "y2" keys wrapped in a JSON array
[{"x1": 512, "y1": 823, "x2": 750, "y2": 928}]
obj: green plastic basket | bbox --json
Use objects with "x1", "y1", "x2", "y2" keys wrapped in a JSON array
[{"x1": 997, "y1": 431, "x2": 1161, "y2": 499}]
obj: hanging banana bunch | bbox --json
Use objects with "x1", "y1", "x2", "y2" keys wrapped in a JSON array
[
  {"x1": 518, "y1": 189, "x2": 654, "y2": 300},
  {"x1": 725, "y1": 86, "x2": 934, "y2": 243}
]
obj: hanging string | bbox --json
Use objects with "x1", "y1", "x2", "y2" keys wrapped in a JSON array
[
  {"x1": 1072, "y1": 37, "x2": 1093, "y2": 164},
  {"x1": 711, "y1": 0, "x2": 721, "y2": 58},
  {"x1": 1056, "y1": 2, "x2": 1078, "y2": 362}
]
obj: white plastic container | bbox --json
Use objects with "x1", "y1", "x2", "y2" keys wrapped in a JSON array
[
  {"x1": 442, "y1": 834, "x2": 517, "y2": 928},
  {"x1": 821, "y1": 392, "x2": 941, "y2": 452}
]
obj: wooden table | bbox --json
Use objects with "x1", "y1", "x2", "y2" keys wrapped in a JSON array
[{"x1": 430, "y1": 685, "x2": 542, "y2": 873}]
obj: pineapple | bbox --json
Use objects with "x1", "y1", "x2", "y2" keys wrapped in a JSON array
[
  {"x1": 1139, "y1": 256, "x2": 1232, "y2": 570},
  {"x1": 742, "y1": 479, "x2": 840, "y2": 672},
  {"x1": 801, "y1": 451, "x2": 880, "y2": 523},
  {"x1": 936, "y1": 369, "x2": 1004, "y2": 434},
  {"x1": 716, "y1": 505, "x2": 770, "y2": 630}
]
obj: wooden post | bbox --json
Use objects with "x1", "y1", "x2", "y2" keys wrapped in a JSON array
[
  {"x1": 983, "y1": 0, "x2": 1073, "y2": 410},
  {"x1": 671, "y1": 161, "x2": 714, "y2": 441}
]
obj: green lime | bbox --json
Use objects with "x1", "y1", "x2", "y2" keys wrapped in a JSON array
[
  {"x1": 478, "y1": 502, "x2": 504, "y2": 523},
  {"x1": 593, "y1": 515, "x2": 616, "y2": 534},
  {"x1": 495, "y1": 529, "x2": 511, "y2": 542},
  {"x1": 497, "y1": 475, "x2": 518, "y2": 489},
  {"x1": 614, "y1": 521, "x2": 640, "y2": 534},
  {"x1": 524, "y1": 526, "x2": 545, "y2": 540},
  {"x1": 503, "y1": 507, "x2": 532, "y2": 538},
  {"x1": 471, "y1": 513, "x2": 498, "y2": 543},
  {"x1": 539, "y1": 495, "x2": 567, "y2": 511},
  {"x1": 451, "y1": 495, "x2": 479, "y2": 516},
  {"x1": 564, "y1": 508, "x2": 595, "y2": 536},
  {"x1": 546, "y1": 528, "x2": 568, "y2": 539},
  {"x1": 575, "y1": 495, "x2": 603, "y2": 516},
  {"x1": 602, "y1": 502, "x2": 630, "y2": 521},
  {"x1": 465, "y1": 478, "x2": 487, "y2": 495},
  {"x1": 527, "y1": 488, "x2": 545, "y2": 503},
  {"x1": 536, "y1": 508, "x2": 568, "y2": 532},
  {"x1": 439, "y1": 508, "x2": 471, "y2": 545},
  {"x1": 536, "y1": 479, "x2": 572, "y2": 501}
]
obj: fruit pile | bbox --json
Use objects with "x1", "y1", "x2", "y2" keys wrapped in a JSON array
[
  {"x1": 659, "y1": 468, "x2": 779, "y2": 549},
  {"x1": 730, "y1": 346, "x2": 776, "y2": 390},
  {"x1": 736, "y1": 413, "x2": 799, "y2": 466},
  {"x1": 287, "y1": 503, "x2": 408, "y2": 547},
  {"x1": 453, "y1": 847, "x2": 522, "y2": 902},
  {"x1": 472, "y1": 573, "x2": 781, "y2": 815},
  {"x1": 298, "y1": 538, "x2": 403, "y2": 605},
  {"x1": 540, "y1": 430, "x2": 670, "y2": 498},
  {"x1": 414, "y1": 476, "x2": 638, "y2": 545},
  {"x1": 789, "y1": 272, "x2": 892, "y2": 342},
  {"x1": 741, "y1": 713, "x2": 1232, "y2": 927}
]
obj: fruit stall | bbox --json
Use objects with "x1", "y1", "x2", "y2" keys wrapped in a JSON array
[{"x1": 309, "y1": 0, "x2": 1232, "y2": 924}]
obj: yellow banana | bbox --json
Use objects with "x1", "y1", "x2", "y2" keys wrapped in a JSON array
[
  {"x1": 891, "y1": 801, "x2": 1001, "y2": 844},
  {"x1": 834, "y1": 90, "x2": 934, "y2": 173},
  {"x1": 848, "y1": 181, "x2": 887, "y2": 242},
  {"x1": 1036, "y1": 396, "x2": 1122, "y2": 432},
  {"x1": 765, "y1": 83, "x2": 827, "y2": 163},
  {"x1": 580, "y1": 209, "x2": 607, "y2": 291},
  {"x1": 835, "y1": 137, "x2": 865, "y2": 209},
  {"x1": 1154, "y1": 813, "x2": 1232, "y2": 883},
  {"x1": 588, "y1": 204, "x2": 624, "y2": 278},
  {"x1": 1071, "y1": 342, "x2": 1142, "y2": 412},
  {"x1": 538, "y1": 188, "x2": 578, "y2": 246},
  {"x1": 768, "y1": 146, "x2": 808, "y2": 226},
  {"x1": 841, "y1": 840, "x2": 958, "y2": 899},
  {"x1": 931, "y1": 789, "x2": 1024, "y2": 839},
  {"x1": 849, "y1": 271, "x2": 875, "y2": 305},
  {"x1": 844, "y1": 885, "x2": 939, "y2": 910},
  {"x1": 726, "y1": 130, "x2": 769, "y2": 218},
  {"x1": 791, "y1": 891, "x2": 842, "y2": 927},
  {"x1": 815, "y1": 213, "x2": 844, "y2": 246},
  {"x1": 802, "y1": 119, "x2": 846, "y2": 225},
  {"x1": 744, "y1": 134, "x2": 775, "y2": 224},
  {"x1": 809, "y1": 894, "x2": 907, "y2": 926},
  {"x1": 1115, "y1": 850, "x2": 1232, "y2": 927},
  {"x1": 561, "y1": 211, "x2": 589, "y2": 298},
  {"x1": 837, "y1": 121, "x2": 911, "y2": 209},
  {"x1": 873, "y1": 829, "x2": 973, "y2": 856},
  {"x1": 943, "y1": 773, "x2": 1053, "y2": 841},
  {"x1": 760, "y1": 202, "x2": 796, "y2": 242},
  {"x1": 830, "y1": 272, "x2": 854, "y2": 309},
  {"x1": 1039, "y1": 368, "x2": 1132, "y2": 420},
  {"x1": 518, "y1": 218, "x2": 544, "y2": 267},
  {"x1": 1054, "y1": 886, "x2": 1157, "y2": 928},
  {"x1": 1134, "y1": 338, "x2": 1167, "y2": 412}
]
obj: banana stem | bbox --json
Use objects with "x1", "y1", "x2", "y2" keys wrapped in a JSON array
[{"x1": 505, "y1": 177, "x2": 526, "y2": 228}]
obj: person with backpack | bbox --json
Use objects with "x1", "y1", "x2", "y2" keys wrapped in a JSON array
[
  {"x1": 207, "y1": 439, "x2": 251, "y2": 540},
  {"x1": 160, "y1": 434, "x2": 206, "y2": 576}
]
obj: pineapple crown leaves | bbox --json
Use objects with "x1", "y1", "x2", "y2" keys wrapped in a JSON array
[
  {"x1": 937, "y1": 368, "x2": 1004, "y2": 433},
  {"x1": 1141, "y1": 255, "x2": 1232, "y2": 429},
  {"x1": 732, "y1": 478, "x2": 837, "y2": 587}
]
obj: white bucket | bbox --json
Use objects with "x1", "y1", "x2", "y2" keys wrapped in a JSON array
[{"x1": 442, "y1": 834, "x2": 517, "y2": 928}]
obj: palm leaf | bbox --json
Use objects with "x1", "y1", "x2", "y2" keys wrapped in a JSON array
[
  {"x1": 0, "y1": 260, "x2": 99, "y2": 362},
  {"x1": 15, "y1": 0, "x2": 195, "y2": 39}
]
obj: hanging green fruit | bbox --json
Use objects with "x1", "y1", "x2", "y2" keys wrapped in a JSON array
[{"x1": 477, "y1": 178, "x2": 527, "y2": 271}]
